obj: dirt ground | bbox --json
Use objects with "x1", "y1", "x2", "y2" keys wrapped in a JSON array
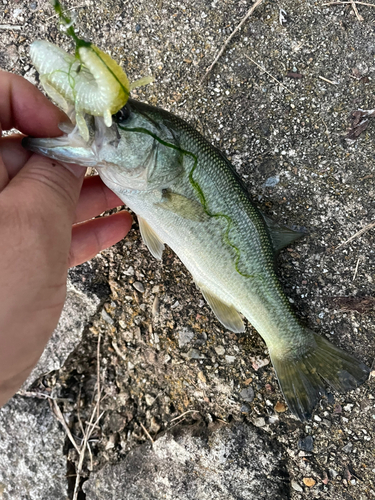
[{"x1": 1, "y1": 0, "x2": 375, "y2": 498}]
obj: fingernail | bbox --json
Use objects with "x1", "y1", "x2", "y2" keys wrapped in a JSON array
[{"x1": 60, "y1": 161, "x2": 87, "y2": 178}]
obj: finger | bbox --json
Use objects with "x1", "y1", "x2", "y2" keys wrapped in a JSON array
[
  {"x1": 0, "y1": 155, "x2": 9, "y2": 192},
  {"x1": 69, "y1": 211, "x2": 133, "y2": 267},
  {"x1": 0, "y1": 70, "x2": 67, "y2": 135},
  {"x1": 0, "y1": 135, "x2": 32, "y2": 179},
  {"x1": 3, "y1": 154, "x2": 86, "y2": 241},
  {"x1": 76, "y1": 175, "x2": 124, "y2": 223},
  {"x1": 0, "y1": 123, "x2": 9, "y2": 191}
]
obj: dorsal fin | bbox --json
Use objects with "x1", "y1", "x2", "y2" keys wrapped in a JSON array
[{"x1": 261, "y1": 213, "x2": 307, "y2": 253}]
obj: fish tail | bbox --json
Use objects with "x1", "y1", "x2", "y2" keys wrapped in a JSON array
[{"x1": 269, "y1": 331, "x2": 370, "y2": 421}]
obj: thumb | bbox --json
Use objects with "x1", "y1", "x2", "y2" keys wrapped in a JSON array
[
  {"x1": 5, "y1": 153, "x2": 86, "y2": 224},
  {"x1": 1, "y1": 153, "x2": 86, "y2": 280}
]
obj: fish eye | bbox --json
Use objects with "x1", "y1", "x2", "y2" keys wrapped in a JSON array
[{"x1": 114, "y1": 105, "x2": 130, "y2": 124}]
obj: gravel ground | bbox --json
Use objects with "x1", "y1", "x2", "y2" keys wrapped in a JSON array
[{"x1": 1, "y1": 0, "x2": 375, "y2": 498}]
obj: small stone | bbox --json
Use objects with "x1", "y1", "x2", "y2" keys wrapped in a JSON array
[
  {"x1": 249, "y1": 356, "x2": 269, "y2": 371},
  {"x1": 124, "y1": 266, "x2": 134, "y2": 276},
  {"x1": 133, "y1": 281, "x2": 145, "y2": 293},
  {"x1": 101, "y1": 309, "x2": 114, "y2": 325},
  {"x1": 303, "y1": 477, "x2": 316, "y2": 488},
  {"x1": 188, "y1": 349, "x2": 203, "y2": 359},
  {"x1": 149, "y1": 417, "x2": 161, "y2": 434},
  {"x1": 291, "y1": 480, "x2": 303, "y2": 492},
  {"x1": 274, "y1": 401, "x2": 287, "y2": 413},
  {"x1": 178, "y1": 328, "x2": 195, "y2": 348},
  {"x1": 313, "y1": 415, "x2": 321, "y2": 422},
  {"x1": 263, "y1": 175, "x2": 280, "y2": 188},
  {"x1": 240, "y1": 386, "x2": 254, "y2": 403},
  {"x1": 197, "y1": 371, "x2": 207, "y2": 384},
  {"x1": 145, "y1": 394, "x2": 155, "y2": 406},
  {"x1": 214, "y1": 346, "x2": 225, "y2": 356},
  {"x1": 253, "y1": 417, "x2": 266, "y2": 427},
  {"x1": 342, "y1": 442, "x2": 353, "y2": 454},
  {"x1": 333, "y1": 404, "x2": 342, "y2": 414},
  {"x1": 328, "y1": 469, "x2": 338, "y2": 479},
  {"x1": 240, "y1": 404, "x2": 250, "y2": 413},
  {"x1": 298, "y1": 436, "x2": 314, "y2": 452},
  {"x1": 118, "y1": 320, "x2": 127, "y2": 329},
  {"x1": 225, "y1": 355, "x2": 236, "y2": 364}
]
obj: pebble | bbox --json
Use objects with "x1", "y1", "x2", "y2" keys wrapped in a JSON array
[
  {"x1": 303, "y1": 477, "x2": 316, "y2": 488},
  {"x1": 291, "y1": 480, "x2": 303, "y2": 492},
  {"x1": 133, "y1": 281, "x2": 145, "y2": 293},
  {"x1": 328, "y1": 469, "x2": 338, "y2": 479},
  {"x1": 274, "y1": 401, "x2": 287, "y2": 413},
  {"x1": 298, "y1": 436, "x2": 314, "y2": 452},
  {"x1": 240, "y1": 387, "x2": 254, "y2": 403},
  {"x1": 253, "y1": 417, "x2": 266, "y2": 427},
  {"x1": 342, "y1": 442, "x2": 353, "y2": 454},
  {"x1": 101, "y1": 309, "x2": 114, "y2": 325},
  {"x1": 178, "y1": 328, "x2": 195, "y2": 348},
  {"x1": 263, "y1": 175, "x2": 280, "y2": 188},
  {"x1": 124, "y1": 266, "x2": 134, "y2": 276},
  {"x1": 197, "y1": 371, "x2": 207, "y2": 384},
  {"x1": 214, "y1": 346, "x2": 225, "y2": 356},
  {"x1": 225, "y1": 355, "x2": 236, "y2": 364},
  {"x1": 145, "y1": 394, "x2": 155, "y2": 406},
  {"x1": 188, "y1": 349, "x2": 204, "y2": 359}
]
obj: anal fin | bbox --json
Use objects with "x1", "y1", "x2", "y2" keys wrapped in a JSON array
[
  {"x1": 138, "y1": 216, "x2": 165, "y2": 260},
  {"x1": 199, "y1": 285, "x2": 245, "y2": 333}
]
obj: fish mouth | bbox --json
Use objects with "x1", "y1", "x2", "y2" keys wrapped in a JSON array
[
  {"x1": 22, "y1": 116, "x2": 118, "y2": 168},
  {"x1": 22, "y1": 134, "x2": 98, "y2": 167}
]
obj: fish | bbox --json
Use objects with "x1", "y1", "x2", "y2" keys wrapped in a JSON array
[{"x1": 24, "y1": 41, "x2": 370, "y2": 421}]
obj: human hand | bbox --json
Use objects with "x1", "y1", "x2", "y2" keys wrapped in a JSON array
[{"x1": 0, "y1": 71, "x2": 132, "y2": 407}]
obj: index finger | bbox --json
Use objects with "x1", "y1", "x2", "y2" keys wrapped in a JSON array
[{"x1": 0, "y1": 70, "x2": 67, "y2": 137}]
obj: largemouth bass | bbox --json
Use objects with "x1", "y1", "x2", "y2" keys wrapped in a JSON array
[{"x1": 24, "y1": 40, "x2": 370, "y2": 421}]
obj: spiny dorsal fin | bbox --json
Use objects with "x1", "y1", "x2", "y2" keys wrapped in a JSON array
[
  {"x1": 198, "y1": 284, "x2": 245, "y2": 333},
  {"x1": 138, "y1": 216, "x2": 164, "y2": 260},
  {"x1": 261, "y1": 213, "x2": 307, "y2": 253}
]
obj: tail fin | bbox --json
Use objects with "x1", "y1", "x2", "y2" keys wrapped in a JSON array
[{"x1": 270, "y1": 332, "x2": 370, "y2": 421}]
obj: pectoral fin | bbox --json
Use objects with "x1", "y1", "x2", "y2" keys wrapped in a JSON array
[
  {"x1": 138, "y1": 216, "x2": 165, "y2": 260},
  {"x1": 156, "y1": 190, "x2": 208, "y2": 222},
  {"x1": 199, "y1": 285, "x2": 245, "y2": 333},
  {"x1": 261, "y1": 213, "x2": 307, "y2": 253}
]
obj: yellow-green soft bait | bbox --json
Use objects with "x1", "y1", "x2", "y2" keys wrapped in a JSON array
[{"x1": 30, "y1": 1, "x2": 152, "y2": 141}]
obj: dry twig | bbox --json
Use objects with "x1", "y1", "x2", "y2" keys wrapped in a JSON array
[
  {"x1": 352, "y1": 257, "x2": 361, "y2": 281},
  {"x1": 52, "y1": 400, "x2": 81, "y2": 454},
  {"x1": 200, "y1": 0, "x2": 265, "y2": 83},
  {"x1": 322, "y1": 1, "x2": 375, "y2": 7},
  {"x1": 0, "y1": 24, "x2": 22, "y2": 30},
  {"x1": 244, "y1": 54, "x2": 293, "y2": 94},
  {"x1": 140, "y1": 422, "x2": 154, "y2": 444},
  {"x1": 318, "y1": 75, "x2": 339, "y2": 85},
  {"x1": 170, "y1": 409, "x2": 200, "y2": 422},
  {"x1": 336, "y1": 220, "x2": 375, "y2": 249}
]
